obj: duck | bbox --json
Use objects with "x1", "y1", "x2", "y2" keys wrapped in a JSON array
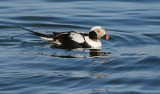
[{"x1": 14, "y1": 25, "x2": 110, "y2": 49}]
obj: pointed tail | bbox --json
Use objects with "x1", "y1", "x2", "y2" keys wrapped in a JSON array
[{"x1": 14, "y1": 24, "x2": 54, "y2": 40}]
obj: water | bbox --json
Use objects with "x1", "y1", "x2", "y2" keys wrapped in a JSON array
[{"x1": 0, "y1": 0, "x2": 160, "y2": 94}]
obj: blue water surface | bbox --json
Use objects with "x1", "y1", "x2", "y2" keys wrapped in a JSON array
[{"x1": 0, "y1": 0, "x2": 160, "y2": 94}]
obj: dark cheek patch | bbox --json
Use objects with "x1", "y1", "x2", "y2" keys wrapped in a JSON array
[{"x1": 89, "y1": 31, "x2": 98, "y2": 39}]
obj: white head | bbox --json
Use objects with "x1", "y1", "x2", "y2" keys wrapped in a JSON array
[
  {"x1": 90, "y1": 26, "x2": 105, "y2": 31},
  {"x1": 89, "y1": 26, "x2": 107, "y2": 39}
]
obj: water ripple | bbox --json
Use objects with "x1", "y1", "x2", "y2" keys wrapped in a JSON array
[{"x1": 1, "y1": 0, "x2": 160, "y2": 94}]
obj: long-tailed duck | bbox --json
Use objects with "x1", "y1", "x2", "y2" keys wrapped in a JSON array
[{"x1": 14, "y1": 25, "x2": 109, "y2": 49}]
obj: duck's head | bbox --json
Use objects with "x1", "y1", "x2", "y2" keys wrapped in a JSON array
[{"x1": 89, "y1": 26, "x2": 109, "y2": 40}]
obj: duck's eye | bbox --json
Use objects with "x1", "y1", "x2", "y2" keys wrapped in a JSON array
[{"x1": 98, "y1": 31, "x2": 101, "y2": 33}]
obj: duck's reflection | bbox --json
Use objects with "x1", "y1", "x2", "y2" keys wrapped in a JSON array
[
  {"x1": 47, "y1": 44, "x2": 111, "y2": 58},
  {"x1": 89, "y1": 49, "x2": 110, "y2": 58},
  {"x1": 34, "y1": 50, "x2": 110, "y2": 58},
  {"x1": 26, "y1": 41, "x2": 110, "y2": 58}
]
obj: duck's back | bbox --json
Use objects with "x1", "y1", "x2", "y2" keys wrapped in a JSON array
[{"x1": 54, "y1": 31, "x2": 91, "y2": 48}]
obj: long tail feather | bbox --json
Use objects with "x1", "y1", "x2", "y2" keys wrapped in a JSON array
[{"x1": 14, "y1": 24, "x2": 54, "y2": 40}]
